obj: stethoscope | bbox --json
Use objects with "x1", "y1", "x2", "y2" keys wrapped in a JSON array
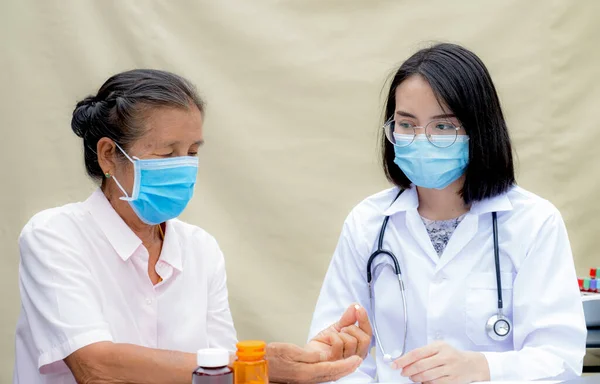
[{"x1": 366, "y1": 191, "x2": 512, "y2": 363}]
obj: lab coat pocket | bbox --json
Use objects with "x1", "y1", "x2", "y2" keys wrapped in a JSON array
[{"x1": 465, "y1": 272, "x2": 514, "y2": 347}]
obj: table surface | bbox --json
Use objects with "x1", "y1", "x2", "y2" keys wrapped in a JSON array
[{"x1": 583, "y1": 293, "x2": 600, "y2": 302}]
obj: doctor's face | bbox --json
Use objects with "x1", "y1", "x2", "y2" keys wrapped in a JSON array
[{"x1": 393, "y1": 75, "x2": 464, "y2": 139}]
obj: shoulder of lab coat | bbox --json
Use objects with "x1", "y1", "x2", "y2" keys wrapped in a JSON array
[{"x1": 343, "y1": 187, "x2": 405, "y2": 256}]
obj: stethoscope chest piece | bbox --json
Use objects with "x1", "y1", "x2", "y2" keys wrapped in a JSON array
[{"x1": 486, "y1": 312, "x2": 512, "y2": 341}]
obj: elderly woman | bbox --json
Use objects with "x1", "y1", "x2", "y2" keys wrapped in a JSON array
[{"x1": 14, "y1": 69, "x2": 371, "y2": 384}]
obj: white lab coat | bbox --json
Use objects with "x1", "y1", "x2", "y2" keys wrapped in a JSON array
[{"x1": 308, "y1": 186, "x2": 586, "y2": 382}]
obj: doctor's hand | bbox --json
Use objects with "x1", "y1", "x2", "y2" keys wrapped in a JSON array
[
  {"x1": 392, "y1": 341, "x2": 490, "y2": 384},
  {"x1": 306, "y1": 304, "x2": 372, "y2": 360}
]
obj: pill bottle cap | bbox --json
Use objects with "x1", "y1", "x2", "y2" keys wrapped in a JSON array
[
  {"x1": 236, "y1": 340, "x2": 266, "y2": 361},
  {"x1": 197, "y1": 348, "x2": 230, "y2": 367}
]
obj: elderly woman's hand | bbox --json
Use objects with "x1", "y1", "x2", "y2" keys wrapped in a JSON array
[
  {"x1": 267, "y1": 342, "x2": 362, "y2": 384},
  {"x1": 266, "y1": 304, "x2": 372, "y2": 384},
  {"x1": 306, "y1": 304, "x2": 372, "y2": 361}
]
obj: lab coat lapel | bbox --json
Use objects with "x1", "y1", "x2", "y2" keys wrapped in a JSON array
[
  {"x1": 435, "y1": 213, "x2": 479, "y2": 272},
  {"x1": 405, "y1": 209, "x2": 439, "y2": 265}
]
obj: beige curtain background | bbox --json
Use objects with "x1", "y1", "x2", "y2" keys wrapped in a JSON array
[{"x1": 1, "y1": 0, "x2": 598, "y2": 381}]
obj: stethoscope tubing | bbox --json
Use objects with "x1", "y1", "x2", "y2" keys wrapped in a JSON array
[{"x1": 366, "y1": 190, "x2": 510, "y2": 362}]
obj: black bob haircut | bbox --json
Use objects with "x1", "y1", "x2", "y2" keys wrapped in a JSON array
[{"x1": 381, "y1": 43, "x2": 515, "y2": 204}]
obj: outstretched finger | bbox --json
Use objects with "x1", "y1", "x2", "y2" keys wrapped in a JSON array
[
  {"x1": 355, "y1": 305, "x2": 372, "y2": 338},
  {"x1": 333, "y1": 304, "x2": 359, "y2": 332}
]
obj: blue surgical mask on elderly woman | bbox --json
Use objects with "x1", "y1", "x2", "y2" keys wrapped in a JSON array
[
  {"x1": 393, "y1": 133, "x2": 469, "y2": 190},
  {"x1": 110, "y1": 143, "x2": 199, "y2": 225}
]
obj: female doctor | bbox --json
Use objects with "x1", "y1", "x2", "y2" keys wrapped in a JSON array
[{"x1": 308, "y1": 43, "x2": 587, "y2": 383}]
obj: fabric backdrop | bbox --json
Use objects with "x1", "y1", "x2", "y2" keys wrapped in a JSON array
[{"x1": 1, "y1": 1, "x2": 598, "y2": 382}]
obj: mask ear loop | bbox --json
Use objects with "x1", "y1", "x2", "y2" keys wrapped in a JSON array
[
  {"x1": 110, "y1": 174, "x2": 131, "y2": 201},
  {"x1": 114, "y1": 142, "x2": 136, "y2": 163},
  {"x1": 111, "y1": 143, "x2": 136, "y2": 201}
]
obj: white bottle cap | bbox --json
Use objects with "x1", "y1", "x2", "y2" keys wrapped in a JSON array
[{"x1": 196, "y1": 348, "x2": 230, "y2": 368}]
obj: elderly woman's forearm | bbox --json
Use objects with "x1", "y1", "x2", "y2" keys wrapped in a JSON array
[{"x1": 64, "y1": 341, "x2": 197, "y2": 384}]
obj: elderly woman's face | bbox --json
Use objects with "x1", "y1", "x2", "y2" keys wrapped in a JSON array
[{"x1": 112, "y1": 105, "x2": 204, "y2": 195}]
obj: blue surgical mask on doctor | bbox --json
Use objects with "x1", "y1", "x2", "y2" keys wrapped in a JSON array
[
  {"x1": 111, "y1": 143, "x2": 199, "y2": 225},
  {"x1": 385, "y1": 118, "x2": 469, "y2": 190}
]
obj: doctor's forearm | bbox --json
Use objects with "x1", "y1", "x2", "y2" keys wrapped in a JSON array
[
  {"x1": 482, "y1": 347, "x2": 581, "y2": 381},
  {"x1": 64, "y1": 341, "x2": 197, "y2": 384}
]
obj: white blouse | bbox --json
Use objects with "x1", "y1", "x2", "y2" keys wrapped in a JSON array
[{"x1": 14, "y1": 189, "x2": 237, "y2": 384}]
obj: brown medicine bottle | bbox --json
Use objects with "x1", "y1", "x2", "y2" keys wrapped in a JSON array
[
  {"x1": 232, "y1": 340, "x2": 268, "y2": 384},
  {"x1": 192, "y1": 348, "x2": 233, "y2": 384}
]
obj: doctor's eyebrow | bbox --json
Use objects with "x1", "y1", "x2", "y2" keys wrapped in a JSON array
[
  {"x1": 395, "y1": 110, "x2": 456, "y2": 120},
  {"x1": 395, "y1": 110, "x2": 417, "y2": 119},
  {"x1": 431, "y1": 113, "x2": 456, "y2": 119}
]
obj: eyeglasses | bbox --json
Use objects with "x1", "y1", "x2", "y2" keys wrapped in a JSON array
[{"x1": 383, "y1": 117, "x2": 466, "y2": 148}]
